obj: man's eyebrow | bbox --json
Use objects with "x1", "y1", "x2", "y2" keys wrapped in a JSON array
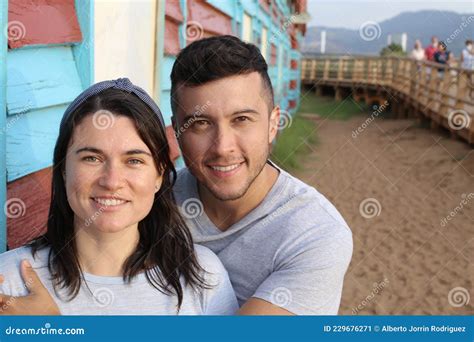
[
  {"x1": 75, "y1": 147, "x2": 152, "y2": 157},
  {"x1": 231, "y1": 108, "x2": 260, "y2": 116},
  {"x1": 182, "y1": 113, "x2": 211, "y2": 122}
]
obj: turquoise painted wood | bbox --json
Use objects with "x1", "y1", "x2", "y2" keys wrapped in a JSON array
[
  {"x1": 206, "y1": 0, "x2": 234, "y2": 17},
  {"x1": 0, "y1": 0, "x2": 8, "y2": 252},
  {"x1": 159, "y1": 56, "x2": 176, "y2": 126},
  {"x1": 73, "y1": 0, "x2": 94, "y2": 88},
  {"x1": 6, "y1": 46, "x2": 83, "y2": 115},
  {"x1": 6, "y1": 104, "x2": 66, "y2": 182}
]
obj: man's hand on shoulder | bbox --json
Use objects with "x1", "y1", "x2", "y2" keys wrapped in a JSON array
[{"x1": 0, "y1": 260, "x2": 60, "y2": 315}]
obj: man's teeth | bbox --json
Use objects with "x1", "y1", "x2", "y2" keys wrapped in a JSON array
[
  {"x1": 211, "y1": 164, "x2": 241, "y2": 172},
  {"x1": 93, "y1": 198, "x2": 126, "y2": 206}
]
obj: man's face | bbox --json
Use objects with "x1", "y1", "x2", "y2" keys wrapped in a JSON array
[{"x1": 174, "y1": 72, "x2": 279, "y2": 201}]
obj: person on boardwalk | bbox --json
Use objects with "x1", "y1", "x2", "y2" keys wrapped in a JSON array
[
  {"x1": 410, "y1": 39, "x2": 425, "y2": 61},
  {"x1": 425, "y1": 36, "x2": 439, "y2": 62}
]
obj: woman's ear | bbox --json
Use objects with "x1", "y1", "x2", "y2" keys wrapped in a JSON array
[{"x1": 154, "y1": 176, "x2": 163, "y2": 193}]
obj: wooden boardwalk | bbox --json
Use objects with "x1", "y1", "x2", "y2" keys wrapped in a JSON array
[{"x1": 301, "y1": 56, "x2": 474, "y2": 144}]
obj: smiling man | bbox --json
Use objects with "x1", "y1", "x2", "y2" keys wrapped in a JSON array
[
  {"x1": 171, "y1": 35, "x2": 353, "y2": 315},
  {"x1": 0, "y1": 35, "x2": 352, "y2": 316}
]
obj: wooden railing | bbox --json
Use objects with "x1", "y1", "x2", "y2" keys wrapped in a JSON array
[{"x1": 301, "y1": 56, "x2": 474, "y2": 144}]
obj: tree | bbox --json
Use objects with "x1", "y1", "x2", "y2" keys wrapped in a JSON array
[{"x1": 380, "y1": 43, "x2": 406, "y2": 57}]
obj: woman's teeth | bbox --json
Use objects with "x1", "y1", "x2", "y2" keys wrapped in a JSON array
[{"x1": 93, "y1": 198, "x2": 127, "y2": 206}]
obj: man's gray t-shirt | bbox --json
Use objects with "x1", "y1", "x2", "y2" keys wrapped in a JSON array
[
  {"x1": 0, "y1": 245, "x2": 238, "y2": 315},
  {"x1": 174, "y1": 161, "x2": 353, "y2": 315}
]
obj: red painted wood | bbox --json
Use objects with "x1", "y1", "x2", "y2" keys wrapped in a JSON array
[
  {"x1": 289, "y1": 80, "x2": 297, "y2": 89},
  {"x1": 291, "y1": 35, "x2": 298, "y2": 49},
  {"x1": 7, "y1": 126, "x2": 180, "y2": 250},
  {"x1": 271, "y1": 43, "x2": 277, "y2": 65},
  {"x1": 165, "y1": 0, "x2": 184, "y2": 23},
  {"x1": 165, "y1": 19, "x2": 181, "y2": 55},
  {"x1": 259, "y1": 0, "x2": 271, "y2": 13},
  {"x1": 7, "y1": 0, "x2": 82, "y2": 49},
  {"x1": 272, "y1": 4, "x2": 278, "y2": 24},
  {"x1": 7, "y1": 167, "x2": 51, "y2": 249},
  {"x1": 291, "y1": 59, "x2": 298, "y2": 69},
  {"x1": 187, "y1": 0, "x2": 232, "y2": 41}
]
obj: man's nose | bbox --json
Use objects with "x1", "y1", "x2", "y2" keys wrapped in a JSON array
[{"x1": 211, "y1": 126, "x2": 237, "y2": 156}]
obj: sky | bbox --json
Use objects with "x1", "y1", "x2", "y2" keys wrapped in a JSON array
[{"x1": 307, "y1": 0, "x2": 473, "y2": 29}]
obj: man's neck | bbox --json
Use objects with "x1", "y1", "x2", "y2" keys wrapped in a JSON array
[{"x1": 199, "y1": 163, "x2": 279, "y2": 231}]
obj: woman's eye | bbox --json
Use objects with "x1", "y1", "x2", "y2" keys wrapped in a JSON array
[
  {"x1": 128, "y1": 159, "x2": 144, "y2": 165},
  {"x1": 83, "y1": 156, "x2": 99, "y2": 162}
]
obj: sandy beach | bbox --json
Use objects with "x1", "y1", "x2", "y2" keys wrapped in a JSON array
[{"x1": 294, "y1": 113, "x2": 473, "y2": 315}]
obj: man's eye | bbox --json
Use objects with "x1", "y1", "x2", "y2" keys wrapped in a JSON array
[
  {"x1": 235, "y1": 116, "x2": 250, "y2": 122},
  {"x1": 193, "y1": 120, "x2": 210, "y2": 128}
]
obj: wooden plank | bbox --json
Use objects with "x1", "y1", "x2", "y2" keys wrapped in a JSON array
[
  {"x1": 0, "y1": 0, "x2": 8, "y2": 252},
  {"x1": 187, "y1": 0, "x2": 232, "y2": 38},
  {"x1": 7, "y1": 167, "x2": 51, "y2": 249},
  {"x1": 6, "y1": 46, "x2": 83, "y2": 115},
  {"x1": 73, "y1": 0, "x2": 94, "y2": 89},
  {"x1": 6, "y1": 104, "x2": 65, "y2": 182},
  {"x1": 7, "y1": 0, "x2": 82, "y2": 49}
]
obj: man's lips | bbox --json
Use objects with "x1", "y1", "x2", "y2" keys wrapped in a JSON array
[{"x1": 206, "y1": 161, "x2": 245, "y2": 178}]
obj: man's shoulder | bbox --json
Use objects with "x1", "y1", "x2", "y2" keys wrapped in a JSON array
[{"x1": 278, "y1": 171, "x2": 350, "y2": 230}]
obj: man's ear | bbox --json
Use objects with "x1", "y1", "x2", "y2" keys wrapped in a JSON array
[
  {"x1": 269, "y1": 106, "x2": 280, "y2": 144},
  {"x1": 171, "y1": 115, "x2": 178, "y2": 135}
]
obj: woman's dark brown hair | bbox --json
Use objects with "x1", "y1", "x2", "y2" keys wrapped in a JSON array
[{"x1": 30, "y1": 88, "x2": 207, "y2": 310}]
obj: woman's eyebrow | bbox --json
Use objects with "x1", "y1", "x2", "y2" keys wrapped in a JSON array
[
  {"x1": 125, "y1": 149, "x2": 152, "y2": 156},
  {"x1": 76, "y1": 147, "x2": 103, "y2": 154},
  {"x1": 75, "y1": 147, "x2": 152, "y2": 157}
]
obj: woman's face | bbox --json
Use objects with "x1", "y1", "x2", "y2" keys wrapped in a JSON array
[{"x1": 64, "y1": 113, "x2": 163, "y2": 234}]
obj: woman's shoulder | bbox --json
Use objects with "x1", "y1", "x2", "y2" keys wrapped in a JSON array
[
  {"x1": 193, "y1": 244, "x2": 228, "y2": 279},
  {"x1": 0, "y1": 245, "x2": 50, "y2": 279}
]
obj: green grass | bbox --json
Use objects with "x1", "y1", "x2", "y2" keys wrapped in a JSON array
[
  {"x1": 271, "y1": 92, "x2": 370, "y2": 172},
  {"x1": 298, "y1": 90, "x2": 369, "y2": 120},
  {"x1": 271, "y1": 113, "x2": 317, "y2": 171}
]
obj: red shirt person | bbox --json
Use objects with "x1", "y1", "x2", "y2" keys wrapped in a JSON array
[{"x1": 425, "y1": 36, "x2": 439, "y2": 61}]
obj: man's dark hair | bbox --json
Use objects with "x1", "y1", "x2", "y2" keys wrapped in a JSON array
[{"x1": 170, "y1": 35, "x2": 274, "y2": 115}]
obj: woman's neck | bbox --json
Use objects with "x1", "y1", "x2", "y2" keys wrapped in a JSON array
[{"x1": 74, "y1": 224, "x2": 139, "y2": 277}]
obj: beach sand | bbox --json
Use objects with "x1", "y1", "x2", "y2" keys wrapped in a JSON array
[{"x1": 294, "y1": 114, "x2": 473, "y2": 315}]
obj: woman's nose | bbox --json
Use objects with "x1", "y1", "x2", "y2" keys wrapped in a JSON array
[{"x1": 98, "y1": 163, "x2": 125, "y2": 190}]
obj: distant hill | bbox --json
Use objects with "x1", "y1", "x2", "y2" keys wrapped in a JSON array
[{"x1": 303, "y1": 10, "x2": 474, "y2": 57}]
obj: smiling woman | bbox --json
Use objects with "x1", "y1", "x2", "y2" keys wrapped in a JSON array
[{"x1": 0, "y1": 79, "x2": 238, "y2": 315}]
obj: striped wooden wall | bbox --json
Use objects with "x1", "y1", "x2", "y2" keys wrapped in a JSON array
[
  {"x1": 1, "y1": 0, "x2": 307, "y2": 250},
  {"x1": 3, "y1": 0, "x2": 93, "y2": 250}
]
